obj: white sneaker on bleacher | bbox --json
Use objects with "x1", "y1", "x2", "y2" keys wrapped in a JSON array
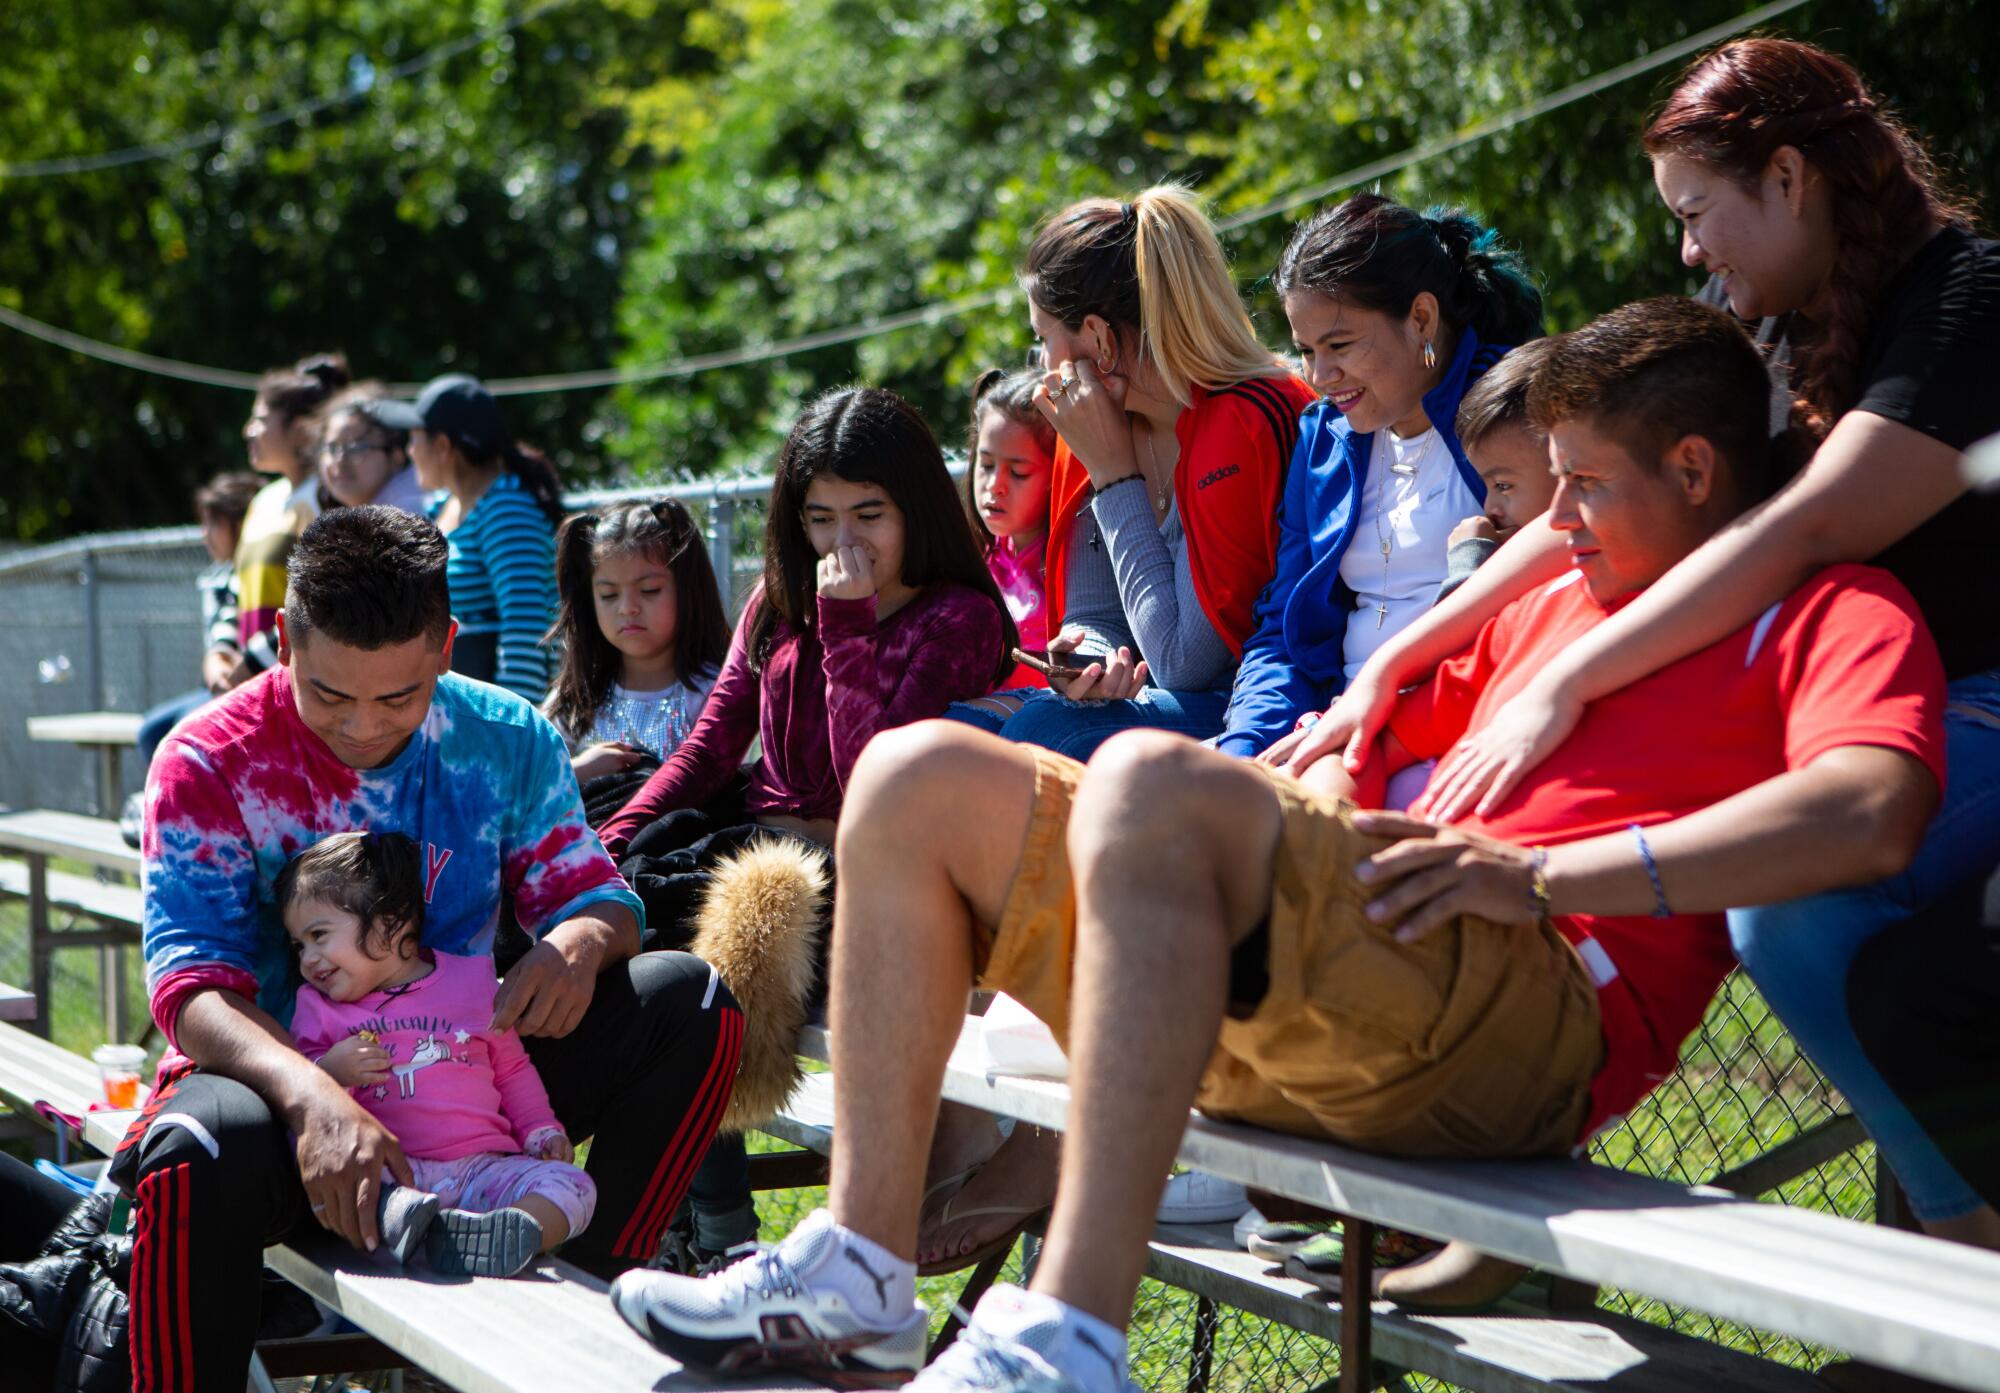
[
  {"x1": 912, "y1": 1286, "x2": 1137, "y2": 1393},
  {"x1": 1155, "y1": 1170, "x2": 1251, "y2": 1225},
  {"x1": 610, "y1": 1208, "x2": 927, "y2": 1384}
]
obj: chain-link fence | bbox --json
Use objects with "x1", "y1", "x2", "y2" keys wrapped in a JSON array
[
  {"x1": 749, "y1": 972, "x2": 1874, "y2": 1391},
  {"x1": 0, "y1": 528, "x2": 212, "y2": 816}
]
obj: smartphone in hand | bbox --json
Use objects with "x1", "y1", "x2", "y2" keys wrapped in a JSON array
[{"x1": 1012, "y1": 646, "x2": 1110, "y2": 691}]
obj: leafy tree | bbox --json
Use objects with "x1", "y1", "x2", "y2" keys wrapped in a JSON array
[
  {"x1": 0, "y1": 0, "x2": 682, "y2": 539},
  {"x1": 608, "y1": 0, "x2": 1993, "y2": 483}
]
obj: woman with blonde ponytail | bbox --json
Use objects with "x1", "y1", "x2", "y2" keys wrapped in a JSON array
[
  {"x1": 1297, "y1": 38, "x2": 2000, "y2": 1258},
  {"x1": 947, "y1": 185, "x2": 1315, "y2": 759}
]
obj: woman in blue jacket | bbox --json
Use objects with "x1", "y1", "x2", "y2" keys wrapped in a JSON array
[{"x1": 1216, "y1": 193, "x2": 1544, "y2": 766}]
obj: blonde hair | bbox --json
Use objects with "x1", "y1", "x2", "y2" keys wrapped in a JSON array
[{"x1": 1023, "y1": 184, "x2": 1286, "y2": 406}]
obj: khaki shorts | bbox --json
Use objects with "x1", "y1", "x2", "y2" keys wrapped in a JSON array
[{"x1": 977, "y1": 747, "x2": 1604, "y2": 1158}]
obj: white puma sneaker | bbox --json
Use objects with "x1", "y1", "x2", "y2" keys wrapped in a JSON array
[{"x1": 610, "y1": 1208, "x2": 927, "y2": 1385}]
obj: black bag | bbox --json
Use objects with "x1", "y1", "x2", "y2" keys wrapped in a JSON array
[{"x1": 0, "y1": 1195, "x2": 130, "y2": 1393}]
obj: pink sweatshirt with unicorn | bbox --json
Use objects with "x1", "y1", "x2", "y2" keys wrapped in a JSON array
[{"x1": 289, "y1": 950, "x2": 560, "y2": 1161}]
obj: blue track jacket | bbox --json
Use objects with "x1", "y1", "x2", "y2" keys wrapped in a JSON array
[{"x1": 1214, "y1": 330, "x2": 1514, "y2": 759}]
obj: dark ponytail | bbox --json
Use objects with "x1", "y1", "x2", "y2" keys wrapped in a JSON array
[
  {"x1": 502, "y1": 442, "x2": 567, "y2": 528},
  {"x1": 257, "y1": 351, "x2": 353, "y2": 428},
  {"x1": 1275, "y1": 193, "x2": 1544, "y2": 347}
]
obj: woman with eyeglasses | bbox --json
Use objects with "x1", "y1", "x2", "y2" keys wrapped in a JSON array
[{"x1": 313, "y1": 384, "x2": 432, "y2": 515}]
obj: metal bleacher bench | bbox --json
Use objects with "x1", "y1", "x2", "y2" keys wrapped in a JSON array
[
  {"x1": 756, "y1": 1017, "x2": 2000, "y2": 1393},
  {"x1": 0, "y1": 1019, "x2": 819, "y2": 1393},
  {"x1": 0, "y1": 809, "x2": 144, "y2": 1041}
]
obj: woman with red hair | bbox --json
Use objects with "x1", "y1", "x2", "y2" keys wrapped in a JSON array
[{"x1": 1295, "y1": 38, "x2": 2000, "y2": 1249}]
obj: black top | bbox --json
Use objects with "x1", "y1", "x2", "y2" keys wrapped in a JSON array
[{"x1": 1699, "y1": 227, "x2": 2000, "y2": 680}]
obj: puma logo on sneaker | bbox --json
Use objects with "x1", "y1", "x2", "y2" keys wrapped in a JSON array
[{"x1": 843, "y1": 1246, "x2": 892, "y2": 1308}]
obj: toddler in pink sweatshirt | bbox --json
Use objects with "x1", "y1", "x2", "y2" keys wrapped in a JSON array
[{"x1": 280, "y1": 831, "x2": 596, "y2": 1277}]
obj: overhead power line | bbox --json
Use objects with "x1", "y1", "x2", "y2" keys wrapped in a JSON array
[
  {"x1": 0, "y1": 0, "x2": 576, "y2": 179},
  {"x1": 0, "y1": 0, "x2": 1809, "y2": 395}
]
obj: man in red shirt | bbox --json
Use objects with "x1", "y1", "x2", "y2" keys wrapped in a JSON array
[{"x1": 612, "y1": 298, "x2": 1946, "y2": 1393}]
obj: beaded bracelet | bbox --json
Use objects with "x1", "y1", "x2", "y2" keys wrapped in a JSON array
[
  {"x1": 1528, "y1": 846, "x2": 1551, "y2": 922},
  {"x1": 1629, "y1": 823, "x2": 1672, "y2": 918}
]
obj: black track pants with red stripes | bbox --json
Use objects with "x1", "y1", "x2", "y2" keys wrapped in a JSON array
[{"x1": 109, "y1": 950, "x2": 741, "y2": 1391}]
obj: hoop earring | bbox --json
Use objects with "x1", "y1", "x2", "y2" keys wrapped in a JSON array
[{"x1": 1422, "y1": 340, "x2": 1438, "y2": 371}]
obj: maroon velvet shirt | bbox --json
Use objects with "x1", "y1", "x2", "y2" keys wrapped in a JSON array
[{"x1": 596, "y1": 583, "x2": 1004, "y2": 854}]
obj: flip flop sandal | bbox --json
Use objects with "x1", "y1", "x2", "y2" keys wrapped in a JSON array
[
  {"x1": 1287, "y1": 1233, "x2": 1525, "y2": 1316},
  {"x1": 916, "y1": 1194, "x2": 1049, "y2": 1277}
]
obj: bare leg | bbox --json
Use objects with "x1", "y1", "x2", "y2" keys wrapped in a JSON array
[
  {"x1": 517, "y1": 1194, "x2": 571, "y2": 1252},
  {"x1": 1031, "y1": 731, "x2": 1282, "y2": 1327},
  {"x1": 827, "y1": 721, "x2": 1042, "y2": 1257}
]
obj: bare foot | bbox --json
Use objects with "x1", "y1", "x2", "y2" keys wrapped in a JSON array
[{"x1": 917, "y1": 1123, "x2": 1060, "y2": 1271}]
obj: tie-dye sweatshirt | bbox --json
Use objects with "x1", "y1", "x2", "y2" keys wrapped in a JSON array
[{"x1": 142, "y1": 668, "x2": 644, "y2": 1044}]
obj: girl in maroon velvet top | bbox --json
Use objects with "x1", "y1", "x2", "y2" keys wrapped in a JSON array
[{"x1": 597, "y1": 388, "x2": 1017, "y2": 857}]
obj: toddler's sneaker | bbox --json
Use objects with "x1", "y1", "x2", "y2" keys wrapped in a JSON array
[
  {"x1": 423, "y1": 1206, "x2": 544, "y2": 1278},
  {"x1": 376, "y1": 1184, "x2": 440, "y2": 1266},
  {"x1": 911, "y1": 1286, "x2": 1136, "y2": 1393},
  {"x1": 611, "y1": 1208, "x2": 927, "y2": 1385}
]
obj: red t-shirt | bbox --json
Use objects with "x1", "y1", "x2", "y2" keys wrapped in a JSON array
[{"x1": 1388, "y1": 563, "x2": 1947, "y2": 1139}]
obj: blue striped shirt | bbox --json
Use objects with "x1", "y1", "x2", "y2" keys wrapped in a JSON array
[{"x1": 433, "y1": 471, "x2": 558, "y2": 701}]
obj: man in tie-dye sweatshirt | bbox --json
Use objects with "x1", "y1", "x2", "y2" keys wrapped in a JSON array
[{"x1": 110, "y1": 506, "x2": 743, "y2": 1391}]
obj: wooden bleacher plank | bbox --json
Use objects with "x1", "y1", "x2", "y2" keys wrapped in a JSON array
[
  {"x1": 796, "y1": 1021, "x2": 2000, "y2": 1392},
  {"x1": 0, "y1": 810, "x2": 142, "y2": 876},
  {"x1": 0, "y1": 982, "x2": 34, "y2": 1021},
  {"x1": 26, "y1": 713, "x2": 144, "y2": 747},
  {"x1": 0, "y1": 1019, "x2": 130, "y2": 1121},
  {"x1": 263, "y1": 1240, "x2": 822, "y2": 1393},
  {"x1": 1144, "y1": 1222, "x2": 1823, "y2": 1393},
  {"x1": 0, "y1": 859, "x2": 142, "y2": 928}
]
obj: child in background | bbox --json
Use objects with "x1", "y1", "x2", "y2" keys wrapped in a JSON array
[
  {"x1": 543, "y1": 499, "x2": 731, "y2": 787},
  {"x1": 965, "y1": 369, "x2": 1057, "y2": 689},
  {"x1": 1435, "y1": 337, "x2": 1561, "y2": 604},
  {"x1": 280, "y1": 832, "x2": 596, "y2": 1278}
]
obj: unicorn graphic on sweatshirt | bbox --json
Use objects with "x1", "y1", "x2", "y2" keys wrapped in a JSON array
[{"x1": 392, "y1": 1034, "x2": 452, "y2": 1099}]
